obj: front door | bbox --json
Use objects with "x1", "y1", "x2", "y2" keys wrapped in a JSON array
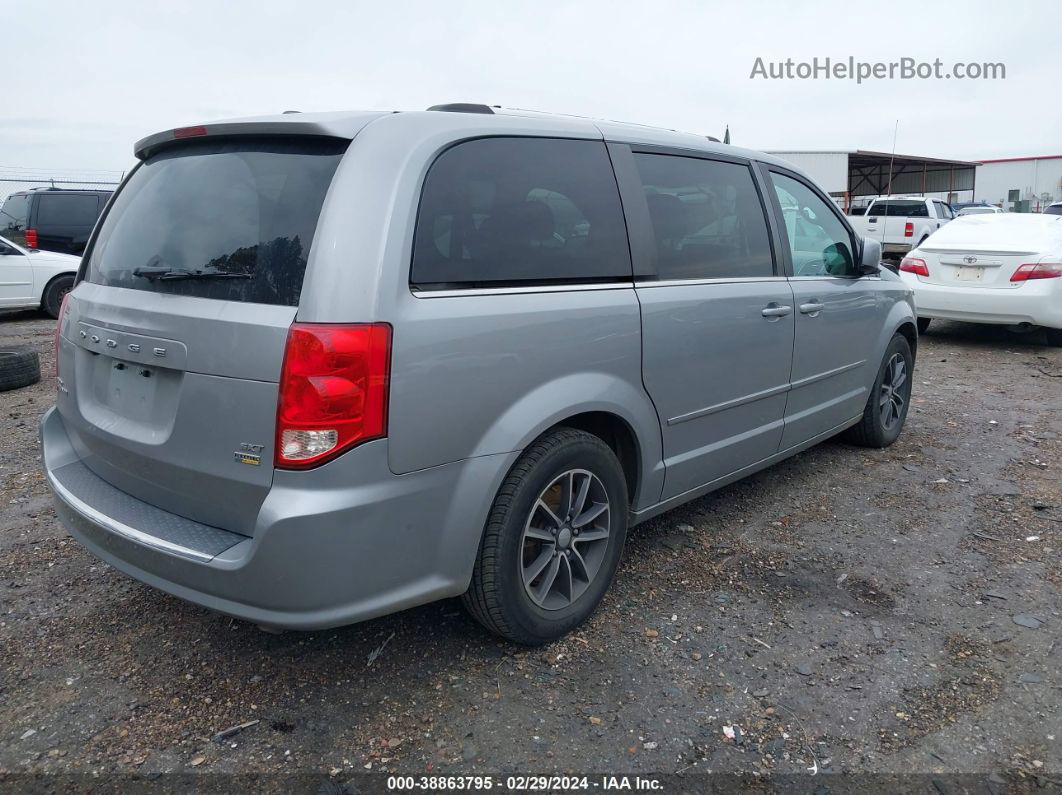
[
  {"x1": 765, "y1": 169, "x2": 884, "y2": 448},
  {"x1": 621, "y1": 148, "x2": 795, "y2": 500},
  {"x1": 0, "y1": 244, "x2": 34, "y2": 306}
]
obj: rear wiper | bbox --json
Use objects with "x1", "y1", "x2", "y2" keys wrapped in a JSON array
[{"x1": 132, "y1": 267, "x2": 252, "y2": 282}]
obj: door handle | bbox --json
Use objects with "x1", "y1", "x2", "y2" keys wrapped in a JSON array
[
  {"x1": 761, "y1": 304, "x2": 792, "y2": 318},
  {"x1": 799, "y1": 301, "x2": 825, "y2": 315}
]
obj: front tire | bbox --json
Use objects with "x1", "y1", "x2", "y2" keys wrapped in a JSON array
[
  {"x1": 462, "y1": 428, "x2": 629, "y2": 645},
  {"x1": 845, "y1": 334, "x2": 913, "y2": 448},
  {"x1": 41, "y1": 275, "x2": 74, "y2": 319}
]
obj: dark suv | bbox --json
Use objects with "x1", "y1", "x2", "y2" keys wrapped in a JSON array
[{"x1": 0, "y1": 188, "x2": 112, "y2": 255}]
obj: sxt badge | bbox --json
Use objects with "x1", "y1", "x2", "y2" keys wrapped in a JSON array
[{"x1": 234, "y1": 442, "x2": 264, "y2": 466}]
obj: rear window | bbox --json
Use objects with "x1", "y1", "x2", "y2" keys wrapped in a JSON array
[
  {"x1": 411, "y1": 137, "x2": 631, "y2": 289},
  {"x1": 86, "y1": 138, "x2": 347, "y2": 306},
  {"x1": 37, "y1": 193, "x2": 100, "y2": 226},
  {"x1": 867, "y1": 200, "x2": 928, "y2": 217}
]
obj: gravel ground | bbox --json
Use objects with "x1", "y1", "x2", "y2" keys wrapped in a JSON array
[{"x1": 0, "y1": 310, "x2": 1059, "y2": 790}]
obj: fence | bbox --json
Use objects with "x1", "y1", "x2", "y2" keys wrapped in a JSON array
[{"x1": 0, "y1": 166, "x2": 124, "y2": 204}]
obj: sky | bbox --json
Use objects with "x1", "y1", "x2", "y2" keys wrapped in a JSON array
[{"x1": 3, "y1": 0, "x2": 1060, "y2": 177}]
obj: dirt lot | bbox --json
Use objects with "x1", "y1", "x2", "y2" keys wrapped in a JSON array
[{"x1": 0, "y1": 309, "x2": 1059, "y2": 790}]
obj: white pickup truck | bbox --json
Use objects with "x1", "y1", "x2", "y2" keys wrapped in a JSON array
[{"x1": 849, "y1": 197, "x2": 955, "y2": 257}]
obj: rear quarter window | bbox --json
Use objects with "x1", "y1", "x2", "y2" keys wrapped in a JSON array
[
  {"x1": 36, "y1": 194, "x2": 100, "y2": 226},
  {"x1": 85, "y1": 138, "x2": 347, "y2": 307},
  {"x1": 411, "y1": 137, "x2": 632, "y2": 289}
]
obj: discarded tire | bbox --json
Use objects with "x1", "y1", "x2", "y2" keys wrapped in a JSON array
[{"x1": 0, "y1": 349, "x2": 42, "y2": 391}]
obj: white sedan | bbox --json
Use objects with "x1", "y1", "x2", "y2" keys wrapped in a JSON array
[
  {"x1": 0, "y1": 234, "x2": 80, "y2": 317},
  {"x1": 897, "y1": 213, "x2": 1062, "y2": 346}
]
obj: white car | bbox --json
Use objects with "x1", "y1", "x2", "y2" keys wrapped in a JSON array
[
  {"x1": 0, "y1": 234, "x2": 80, "y2": 317},
  {"x1": 898, "y1": 214, "x2": 1062, "y2": 345},
  {"x1": 957, "y1": 205, "x2": 1004, "y2": 216},
  {"x1": 1045, "y1": 201, "x2": 1062, "y2": 216}
]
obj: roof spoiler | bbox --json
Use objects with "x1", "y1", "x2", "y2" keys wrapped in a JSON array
[
  {"x1": 426, "y1": 103, "x2": 495, "y2": 114},
  {"x1": 133, "y1": 119, "x2": 356, "y2": 160}
]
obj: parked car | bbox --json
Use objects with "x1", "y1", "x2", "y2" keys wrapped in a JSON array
[
  {"x1": 957, "y1": 205, "x2": 1004, "y2": 216},
  {"x1": 898, "y1": 213, "x2": 1062, "y2": 344},
  {"x1": 41, "y1": 106, "x2": 917, "y2": 644},
  {"x1": 951, "y1": 201, "x2": 988, "y2": 213},
  {"x1": 849, "y1": 196, "x2": 954, "y2": 256},
  {"x1": 0, "y1": 188, "x2": 112, "y2": 255},
  {"x1": 0, "y1": 234, "x2": 80, "y2": 317},
  {"x1": 1044, "y1": 201, "x2": 1062, "y2": 216}
]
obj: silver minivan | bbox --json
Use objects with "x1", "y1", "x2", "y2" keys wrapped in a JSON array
[{"x1": 42, "y1": 105, "x2": 916, "y2": 644}]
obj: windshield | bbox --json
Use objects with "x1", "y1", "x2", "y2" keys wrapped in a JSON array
[{"x1": 85, "y1": 137, "x2": 347, "y2": 306}]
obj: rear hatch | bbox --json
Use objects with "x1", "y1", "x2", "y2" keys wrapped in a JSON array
[
  {"x1": 917, "y1": 214, "x2": 1062, "y2": 289},
  {"x1": 58, "y1": 136, "x2": 347, "y2": 535}
]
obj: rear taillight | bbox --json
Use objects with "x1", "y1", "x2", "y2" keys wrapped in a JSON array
[
  {"x1": 904, "y1": 222, "x2": 914, "y2": 238},
  {"x1": 1010, "y1": 262, "x2": 1062, "y2": 282},
  {"x1": 174, "y1": 125, "x2": 208, "y2": 139},
  {"x1": 899, "y1": 256, "x2": 930, "y2": 277},
  {"x1": 54, "y1": 293, "x2": 71, "y2": 378},
  {"x1": 275, "y1": 323, "x2": 392, "y2": 469},
  {"x1": 25, "y1": 228, "x2": 38, "y2": 248}
]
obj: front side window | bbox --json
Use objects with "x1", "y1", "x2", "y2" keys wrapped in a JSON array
[
  {"x1": 411, "y1": 137, "x2": 631, "y2": 289},
  {"x1": 0, "y1": 194, "x2": 30, "y2": 246},
  {"x1": 770, "y1": 172, "x2": 857, "y2": 277},
  {"x1": 633, "y1": 154, "x2": 773, "y2": 280}
]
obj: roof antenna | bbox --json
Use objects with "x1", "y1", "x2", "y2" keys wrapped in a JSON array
[{"x1": 881, "y1": 119, "x2": 899, "y2": 249}]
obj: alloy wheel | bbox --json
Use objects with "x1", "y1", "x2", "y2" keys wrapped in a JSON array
[
  {"x1": 520, "y1": 469, "x2": 611, "y2": 611},
  {"x1": 878, "y1": 353, "x2": 907, "y2": 430}
]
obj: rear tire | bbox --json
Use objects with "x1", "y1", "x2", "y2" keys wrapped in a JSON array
[
  {"x1": 41, "y1": 275, "x2": 74, "y2": 319},
  {"x1": 462, "y1": 428, "x2": 628, "y2": 645},
  {"x1": 1046, "y1": 327, "x2": 1062, "y2": 347},
  {"x1": 844, "y1": 334, "x2": 913, "y2": 448},
  {"x1": 0, "y1": 349, "x2": 41, "y2": 391},
  {"x1": 916, "y1": 317, "x2": 931, "y2": 334}
]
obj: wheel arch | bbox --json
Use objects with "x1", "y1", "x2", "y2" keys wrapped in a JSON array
[
  {"x1": 544, "y1": 411, "x2": 641, "y2": 508},
  {"x1": 468, "y1": 373, "x2": 665, "y2": 512},
  {"x1": 896, "y1": 319, "x2": 918, "y2": 360}
]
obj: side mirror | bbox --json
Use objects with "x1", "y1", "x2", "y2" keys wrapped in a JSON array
[{"x1": 858, "y1": 237, "x2": 882, "y2": 275}]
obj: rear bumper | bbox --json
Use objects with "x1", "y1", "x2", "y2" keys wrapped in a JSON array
[
  {"x1": 41, "y1": 406, "x2": 517, "y2": 629},
  {"x1": 901, "y1": 274, "x2": 1062, "y2": 328},
  {"x1": 882, "y1": 242, "x2": 914, "y2": 256}
]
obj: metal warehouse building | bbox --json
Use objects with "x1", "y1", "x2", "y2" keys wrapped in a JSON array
[
  {"x1": 766, "y1": 150, "x2": 978, "y2": 211},
  {"x1": 973, "y1": 155, "x2": 1062, "y2": 212}
]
